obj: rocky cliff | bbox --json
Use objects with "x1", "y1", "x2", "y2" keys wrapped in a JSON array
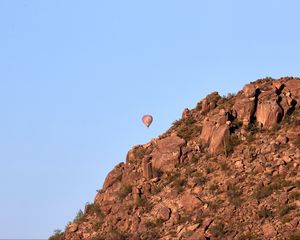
[{"x1": 51, "y1": 77, "x2": 300, "y2": 240}]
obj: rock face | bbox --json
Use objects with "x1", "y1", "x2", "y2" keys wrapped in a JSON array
[
  {"x1": 200, "y1": 109, "x2": 231, "y2": 154},
  {"x1": 56, "y1": 77, "x2": 300, "y2": 240},
  {"x1": 256, "y1": 92, "x2": 283, "y2": 127},
  {"x1": 151, "y1": 135, "x2": 185, "y2": 172},
  {"x1": 102, "y1": 163, "x2": 125, "y2": 191}
]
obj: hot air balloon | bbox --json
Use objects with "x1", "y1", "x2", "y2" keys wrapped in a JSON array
[{"x1": 142, "y1": 114, "x2": 153, "y2": 128}]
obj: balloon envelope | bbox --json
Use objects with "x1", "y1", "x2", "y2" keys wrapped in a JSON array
[{"x1": 142, "y1": 115, "x2": 153, "y2": 128}]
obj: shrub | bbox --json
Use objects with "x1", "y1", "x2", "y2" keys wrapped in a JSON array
[
  {"x1": 258, "y1": 207, "x2": 273, "y2": 219},
  {"x1": 224, "y1": 134, "x2": 240, "y2": 156},
  {"x1": 279, "y1": 204, "x2": 296, "y2": 217},
  {"x1": 227, "y1": 184, "x2": 243, "y2": 207},
  {"x1": 220, "y1": 162, "x2": 230, "y2": 171},
  {"x1": 254, "y1": 178, "x2": 292, "y2": 200},
  {"x1": 209, "y1": 183, "x2": 219, "y2": 192},
  {"x1": 237, "y1": 233, "x2": 258, "y2": 240},
  {"x1": 74, "y1": 209, "x2": 84, "y2": 223},
  {"x1": 49, "y1": 229, "x2": 63, "y2": 240},
  {"x1": 210, "y1": 222, "x2": 226, "y2": 238},
  {"x1": 290, "y1": 231, "x2": 300, "y2": 240},
  {"x1": 109, "y1": 229, "x2": 127, "y2": 240},
  {"x1": 246, "y1": 133, "x2": 256, "y2": 143},
  {"x1": 136, "y1": 196, "x2": 153, "y2": 212},
  {"x1": 133, "y1": 147, "x2": 147, "y2": 159},
  {"x1": 177, "y1": 213, "x2": 192, "y2": 224},
  {"x1": 296, "y1": 180, "x2": 300, "y2": 189},
  {"x1": 117, "y1": 185, "x2": 132, "y2": 200},
  {"x1": 85, "y1": 203, "x2": 103, "y2": 218},
  {"x1": 176, "y1": 117, "x2": 202, "y2": 141},
  {"x1": 93, "y1": 221, "x2": 103, "y2": 231},
  {"x1": 152, "y1": 168, "x2": 163, "y2": 178},
  {"x1": 290, "y1": 191, "x2": 300, "y2": 200},
  {"x1": 294, "y1": 136, "x2": 300, "y2": 148},
  {"x1": 173, "y1": 178, "x2": 187, "y2": 193},
  {"x1": 194, "y1": 176, "x2": 207, "y2": 186}
]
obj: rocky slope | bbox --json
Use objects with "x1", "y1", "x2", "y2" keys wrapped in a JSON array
[{"x1": 51, "y1": 77, "x2": 300, "y2": 240}]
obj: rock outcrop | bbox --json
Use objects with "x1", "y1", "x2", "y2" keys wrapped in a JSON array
[{"x1": 52, "y1": 77, "x2": 300, "y2": 240}]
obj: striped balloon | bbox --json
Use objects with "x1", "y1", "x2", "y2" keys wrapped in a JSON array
[{"x1": 142, "y1": 115, "x2": 153, "y2": 128}]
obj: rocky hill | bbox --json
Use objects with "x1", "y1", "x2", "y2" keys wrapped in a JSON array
[{"x1": 51, "y1": 77, "x2": 300, "y2": 240}]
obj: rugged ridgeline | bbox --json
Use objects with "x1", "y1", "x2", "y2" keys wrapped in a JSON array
[{"x1": 51, "y1": 77, "x2": 300, "y2": 240}]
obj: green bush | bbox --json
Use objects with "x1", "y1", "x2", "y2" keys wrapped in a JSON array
[
  {"x1": 254, "y1": 178, "x2": 291, "y2": 200},
  {"x1": 210, "y1": 222, "x2": 226, "y2": 238},
  {"x1": 279, "y1": 204, "x2": 296, "y2": 217},
  {"x1": 227, "y1": 184, "x2": 243, "y2": 207},
  {"x1": 177, "y1": 213, "x2": 192, "y2": 224},
  {"x1": 294, "y1": 136, "x2": 300, "y2": 148},
  {"x1": 117, "y1": 185, "x2": 132, "y2": 200},
  {"x1": 136, "y1": 196, "x2": 153, "y2": 212},
  {"x1": 74, "y1": 209, "x2": 84, "y2": 223},
  {"x1": 290, "y1": 231, "x2": 300, "y2": 240},
  {"x1": 85, "y1": 203, "x2": 103, "y2": 218},
  {"x1": 48, "y1": 229, "x2": 63, "y2": 240},
  {"x1": 175, "y1": 117, "x2": 202, "y2": 141},
  {"x1": 133, "y1": 147, "x2": 147, "y2": 159},
  {"x1": 194, "y1": 176, "x2": 207, "y2": 186},
  {"x1": 224, "y1": 134, "x2": 240, "y2": 156},
  {"x1": 237, "y1": 233, "x2": 258, "y2": 240},
  {"x1": 290, "y1": 191, "x2": 300, "y2": 200},
  {"x1": 258, "y1": 207, "x2": 273, "y2": 219}
]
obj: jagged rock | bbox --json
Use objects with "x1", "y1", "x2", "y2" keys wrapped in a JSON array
[
  {"x1": 201, "y1": 92, "x2": 221, "y2": 113},
  {"x1": 256, "y1": 92, "x2": 283, "y2": 128},
  {"x1": 151, "y1": 136, "x2": 185, "y2": 172},
  {"x1": 102, "y1": 163, "x2": 125, "y2": 191}
]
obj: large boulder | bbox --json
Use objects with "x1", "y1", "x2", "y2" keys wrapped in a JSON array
[
  {"x1": 102, "y1": 163, "x2": 125, "y2": 191},
  {"x1": 285, "y1": 79, "x2": 300, "y2": 102},
  {"x1": 201, "y1": 92, "x2": 221, "y2": 113},
  {"x1": 179, "y1": 192, "x2": 203, "y2": 212},
  {"x1": 256, "y1": 93, "x2": 283, "y2": 128},
  {"x1": 209, "y1": 124, "x2": 230, "y2": 154},
  {"x1": 151, "y1": 136, "x2": 185, "y2": 172},
  {"x1": 233, "y1": 96, "x2": 256, "y2": 126}
]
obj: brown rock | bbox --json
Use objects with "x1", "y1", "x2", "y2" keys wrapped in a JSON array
[
  {"x1": 262, "y1": 222, "x2": 277, "y2": 238},
  {"x1": 102, "y1": 163, "x2": 125, "y2": 191},
  {"x1": 152, "y1": 136, "x2": 185, "y2": 172},
  {"x1": 142, "y1": 158, "x2": 153, "y2": 180},
  {"x1": 256, "y1": 93, "x2": 283, "y2": 128},
  {"x1": 201, "y1": 92, "x2": 221, "y2": 113},
  {"x1": 68, "y1": 223, "x2": 78, "y2": 232},
  {"x1": 209, "y1": 124, "x2": 230, "y2": 154},
  {"x1": 243, "y1": 83, "x2": 257, "y2": 98},
  {"x1": 157, "y1": 207, "x2": 171, "y2": 221},
  {"x1": 285, "y1": 79, "x2": 300, "y2": 102},
  {"x1": 180, "y1": 193, "x2": 203, "y2": 212},
  {"x1": 233, "y1": 96, "x2": 256, "y2": 126}
]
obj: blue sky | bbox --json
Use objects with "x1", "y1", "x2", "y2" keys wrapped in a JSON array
[{"x1": 0, "y1": 0, "x2": 300, "y2": 238}]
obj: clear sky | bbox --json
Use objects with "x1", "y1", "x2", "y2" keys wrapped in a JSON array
[{"x1": 1, "y1": 0, "x2": 300, "y2": 238}]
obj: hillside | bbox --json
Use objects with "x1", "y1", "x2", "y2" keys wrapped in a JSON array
[{"x1": 51, "y1": 77, "x2": 300, "y2": 240}]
